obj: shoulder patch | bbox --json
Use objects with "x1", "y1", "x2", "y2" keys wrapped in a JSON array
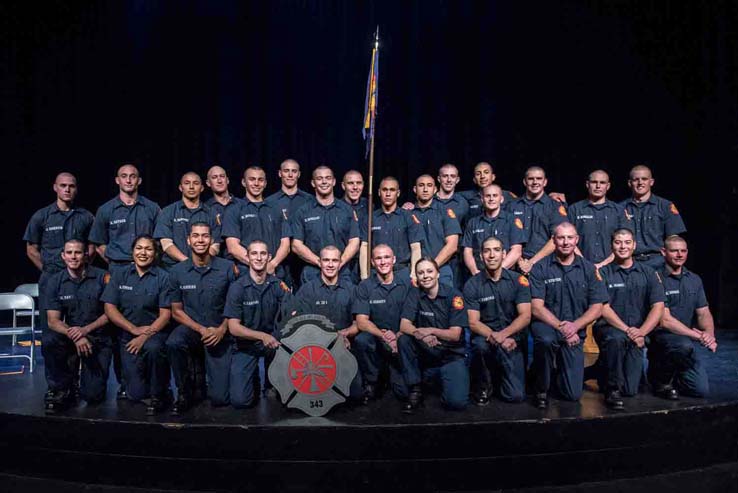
[
  {"x1": 518, "y1": 275, "x2": 529, "y2": 287},
  {"x1": 452, "y1": 295, "x2": 464, "y2": 310},
  {"x1": 279, "y1": 281, "x2": 291, "y2": 293},
  {"x1": 514, "y1": 217, "x2": 524, "y2": 229},
  {"x1": 411, "y1": 214, "x2": 420, "y2": 225},
  {"x1": 670, "y1": 203, "x2": 680, "y2": 215},
  {"x1": 103, "y1": 272, "x2": 111, "y2": 284},
  {"x1": 558, "y1": 205, "x2": 567, "y2": 217},
  {"x1": 447, "y1": 208, "x2": 456, "y2": 219}
]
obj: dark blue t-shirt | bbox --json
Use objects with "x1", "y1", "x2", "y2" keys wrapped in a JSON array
[
  {"x1": 352, "y1": 274, "x2": 412, "y2": 332},
  {"x1": 598, "y1": 262, "x2": 665, "y2": 327},
  {"x1": 619, "y1": 194, "x2": 686, "y2": 256},
  {"x1": 101, "y1": 264, "x2": 171, "y2": 326},
  {"x1": 45, "y1": 266, "x2": 108, "y2": 329},
  {"x1": 89, "y1": 196, "x2": 160, "y2": 262},
  {"x1": 463, "y1": 268, "x2": 531, "y2": 340},
  {"x1": 660, "y1": 267, "x2": 708, "y2": 328},
  {"x1": 568, "y1": 199, "x2": 631, "y2": 264},
  {"x1": 400, "y1": 283, "x2": 468, "y2": 352}
]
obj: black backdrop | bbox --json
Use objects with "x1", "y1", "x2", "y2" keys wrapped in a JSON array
[{"x1": 3, "y1": 1, "x2": 738, "y2": 323}]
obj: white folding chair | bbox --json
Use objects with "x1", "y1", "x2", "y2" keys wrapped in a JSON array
[
  {"x1": 13, "y1": 283, "x2": 40, "y2": 344},
  {"x1": 0, "y1": 293, "x2": 36, "y2": 373}
]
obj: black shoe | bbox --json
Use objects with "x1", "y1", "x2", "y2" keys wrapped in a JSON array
[
  {"x1": 475, "y1": 389, "x2": 490, "y2": 406},
  {"x1": 402, "y1": 386, "x2": 423, "y2": 414},
  {"x1": 45, "y1": 390, "x2": 73, "y2": 414},
  {"x1": 535, "y1": 392, "x2": 548, "y2": 410},
  {"x1": 654, "y1": 385, "x2": 679, "y2": 401},
  {"x1": 361, "y1": 383, "x2": 376, "y2": 405},
  {"x1": 146, "y1": 397, "x2": 169, "y2": 415},
  {"x1": 605, "y1": 390, "x2": 625, "y2": 410},
  {"x1": 116, "y1": 387, "x2": 128, "y2": 400},
  {"x1": 171, "y1": 396, "x2": 191, "y2": 416}
]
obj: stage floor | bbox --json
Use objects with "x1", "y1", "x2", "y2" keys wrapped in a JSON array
[
  {"x1": 1, "y1": 332, "x2": 737, "y2": 492},
  {"x1": 1, "y1": 331, "x2": 737, "y2": 426}
]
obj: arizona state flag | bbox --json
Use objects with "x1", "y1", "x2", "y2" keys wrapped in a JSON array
[{"x1": 362, "y1": 30, "x2": 379, "y2": 157}]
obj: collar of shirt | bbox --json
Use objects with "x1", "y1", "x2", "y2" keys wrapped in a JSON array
[
  {"x1": 663, "y1": 266, "x2": 692, "y2": 280},
  {"x1": 240, "y1": 273, "x2": 278, "y2": 289},
  {"x1": 613, "y1": 262, "x2": 643, "y2": 274},
  {"x1": 552, "y1": 254, "x2": 585, "y2": 270},
  {"x1": 183, "y1": 257, "x2": 221, "y2": 273},
  {"x1": 61, "y1": 267, "x2": 100, "y2": 283},
  {"x1": 175, "y1": 200, "x2": 206, "y2": 213},
  {"x1": 522, "y1": 193, "x2": 554, "y2": 206},
  {"x1": 113, "y1": 196, "x2": 143, "y2": 209},
  {"x1": 421, "y1": 282, "x2": 454, "y2": 301},
  {"x1": 586, "y1": 199, "x2": 617, "y2": 210},
  {"x1": 206, "y1": 195, "x2": 237, "y2": 207},
  {"x1": 127, "y1": 263, "x2": 160, "y2": 278},
  {"x1": 48, "y1": 202, "x2": 78, "y2": 215}
]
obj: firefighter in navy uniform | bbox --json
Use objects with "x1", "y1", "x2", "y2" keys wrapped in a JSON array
[
  {"x1": 399, "y1": 258, "x2": 470, "y2": 413},
  {"x1": 224, "y1": 240, "x2": 290, "y2": 408},
  {"x1": 596, "y1": 228, "x2": 665, "y2": 409},
  {"x1": 44, "y1": 239, "x2": 111, "y2": 412},
  {"x1": 464, "y1": 236, "x2": 531, "y2": 405},
  {"x1": 649, "y1": 235, "x2": 716, "y2": 399},
  {"x1": 529, "y1": 223, "x2": 608, "y2": 409},
  {"x1": 353, "y1": 244, "x2": 413, "y2": 403},
  {"x1": 101, "y1": 235, "x2": 172, "y2": 415},
  {"x1": 166, "y1": 222, "x2": 239, "y2": 414}
]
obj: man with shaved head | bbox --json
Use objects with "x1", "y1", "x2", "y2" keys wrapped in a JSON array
[
  {"x1": 154, "y1": 171, "x2": 219, "y2": 269},
  {"x1": 90, "y1": 164, "x2": 161, "y2": 270},
  {"x1": 458, "y1": 162, "x2": 519, "y2": 218},
  {"x1": 89, "y1": 163, "x2": 161, "y2": 399},
  {"x1": 290, "y1": 165, "x2": 360, "y2": 284},
  {"x1": 529, "y1": 222, "x2": 608, "y2": 409},
  {"x1": 24, "y1": 172, "x2": 95, "y2": 403},
  {"x1": 619, "y1": 165, "x2": 686, "y2": 270},
  {"x1": 411, "y1": 174, "x2": 462, "y2": 287},
  {"x1": 568, "y1": 170, "x2": 630, "y2": 269}
]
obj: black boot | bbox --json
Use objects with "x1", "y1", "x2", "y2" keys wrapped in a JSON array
[{"x1": 402, "y1": 385, "x2": 423, "y2": 414}]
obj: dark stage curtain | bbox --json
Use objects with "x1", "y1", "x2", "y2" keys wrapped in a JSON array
[{"x1": 2, "y1": 1, "x2": 737, "y2": 323}]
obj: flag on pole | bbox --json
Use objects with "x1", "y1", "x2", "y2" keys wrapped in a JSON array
[{"x1": 362, "y1": 29, "x2": 379, "y2": 157}]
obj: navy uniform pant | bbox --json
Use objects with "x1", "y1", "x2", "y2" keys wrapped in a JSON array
[
  {"x1": 353, "y1": 331, "x2": 408, "y2": 400},
  {"x1": 531, "y1": 321, "x2": 584, "y2": 401},
  {"x1": 42, "y1": 330, "x2": 112, "y2": 402},
  {"x1": 593, "y1": 325, "x2": 643, "y2": 396},
  {"x1": 119, "y1": 330, "x2": 170, "y2": 401},
  {"x1": 398, "y1": 335, "x2": 469, "y2": 410},
  {"x1": 166, "y1": 324, "x2": 232, "y2": 406},
  {"x1": 470, "y1": 335, "x2": 525, "y2": 402},
  {"x1": 230, "y1": 343, "x2": 276, "y2": 408},
  {"x1": 648, "y1": 330, "x2": 710, "y2": 397}
]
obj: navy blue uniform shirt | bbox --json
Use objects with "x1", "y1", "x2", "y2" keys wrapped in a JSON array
[
  {"x1": 293, "y1": 278, "x2": 355, "y2": 330},
  {"x1": 23, "y1": 204, "x2": 95, "y2": 273},
  {"x1": 510, "y1": 194, "x2": 569, "y2": 259},
  {"x1": 353, "y1": 274, "x2": 412, "y2": 332},
  {"x1": 101, "y1": 264, "x2": 171, "y2": 326},
  {"x1": 411, "y1": 200, "x2": 462, "y2": 258},
  {"x1": 205, "y1": 195, "x2": 244, "y2": 257},
  {"x1": 598, "y1": 262, "x2": 665, "y2": 327},
  {"x1": 223, "y1": 273, "x2": 290, "y2": 347},
  {"x1": 89, "y1": 196, "x2": 160, "y2": 262},
  {"x1": 462, "y1": 211, "x2": 528, "y2": 271},
  {"x1": 400, "y1": 283, "x2": 468, "y2": 352},
  {"x1": 169, "y1": 256, "x2": 239, "y2": 328},
  {"x1": 361, "y1": 208, "x2": 424, "y2": 266},
  {"x1": 619, "y1": 194, "x2": 686, "y2": 256},
  {"x1": 530, "y1": 254, "x2": 609, "y2": 324},
  {"x1": 660, "y1": 267, "x2": 708, "y2": 328},
  {"x1": 568, "y1": 199, "x2": 631, "y2": 264},
  {"x1": 265, "y1": 189, "x2": 313, "y2": 225},
  {"x1": 436, "y1": 193, "x2": 471, "y2": 228},
  {"x1": 463, "y1": 268, "x2": 531, "y2": 339},
  {"x1": 221, "y1": 199, "x2": 289, "y2": 259},
  {"x1": 290, "y1": 199, "x2": 360, "y2": 255},
  {"x1": 154, "y1": 200, "x2": 219, "y2": 267},
  {"x1": 45, "y1": 266, "x2": 108, "y2": 328}
]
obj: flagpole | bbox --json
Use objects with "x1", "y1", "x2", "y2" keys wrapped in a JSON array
[{"x1": 365, "y1": 27, "x2": 379, "y2": 276}]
